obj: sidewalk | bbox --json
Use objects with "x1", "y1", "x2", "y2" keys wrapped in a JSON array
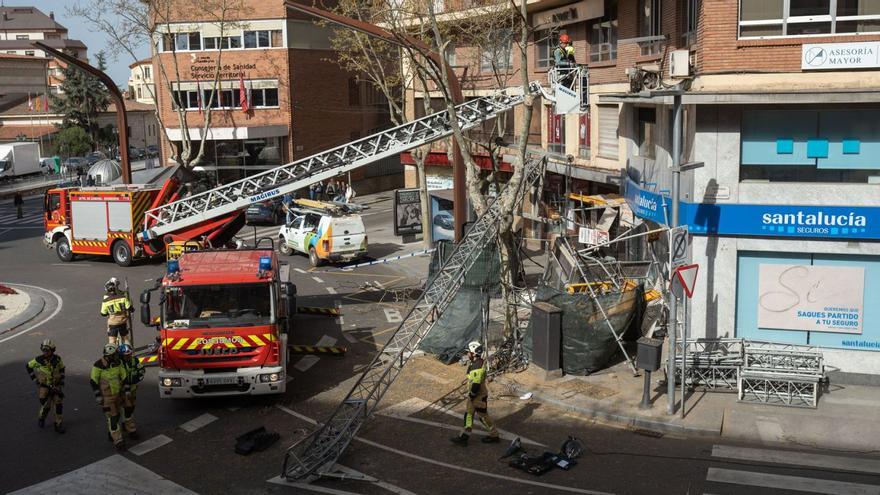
[
  {"x1": 0, "y1": 284, "x2": 45, "y2": 334},
  {"x1": 493, "y1": 357, "x2": 880, "y2": 452}
]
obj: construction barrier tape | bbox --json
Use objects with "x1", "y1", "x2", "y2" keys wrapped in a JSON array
[
  {"x1": 338, "y1": 248, "x2": 435, "y2": 271},
  {"x1": 297, "y1": 306, "x2": 340, "y2": 317},
  {"x1": 288, "y1": 345, "x2": 347, "y2": 355}
]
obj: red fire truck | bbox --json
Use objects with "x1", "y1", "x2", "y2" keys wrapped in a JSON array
[
  {"x1": 43, "y1": 176, "x2": 244, "y2": 266},
  {"x1": 139, "y1": 246, "x2": 294, "y2": 398}
]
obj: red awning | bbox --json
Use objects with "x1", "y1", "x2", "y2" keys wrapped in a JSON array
[{"x1": 400, "y1": 151, "x2": 512, "y2": 172}]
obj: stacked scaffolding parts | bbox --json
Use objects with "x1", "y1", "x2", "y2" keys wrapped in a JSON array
[
  {"x1": 281, "y1": 156, "x2": 548, "y2": 481},
  {"x1": 673, "y1": 338, "x2": 825, "y2": 408},
  {"x1": 140, "y1": 83, "x2": 542, "y2": 241}
]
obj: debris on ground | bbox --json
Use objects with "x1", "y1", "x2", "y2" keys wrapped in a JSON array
[{"x1": 235, "y1": 426, "x2": 280, "y2": 455}]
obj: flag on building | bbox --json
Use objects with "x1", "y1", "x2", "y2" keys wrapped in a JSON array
[
  {"x1": 239, "y1": 73, "x2": 249, "y2": 114},
  {"x1": 196, "y1": 81, "x2": 203, "y2": 114},
  {"x1": 43, "y1": 93, "x2": 49, "y2": 112},
  {"x1": 27, "y1": 93, "x2": 33, "y2": 112}
]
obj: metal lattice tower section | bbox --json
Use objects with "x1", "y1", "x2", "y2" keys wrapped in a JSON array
[
  {"x1": 282, "y1": 156, "x2": 547, "y2": 481},
  {"x1": 139, "y1": 83, "x2": 542, "y2": 240}
]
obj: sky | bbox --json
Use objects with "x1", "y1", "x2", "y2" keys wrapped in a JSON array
[{"x1": 35, "y1": 0, "x2": 150, "y2": 88}]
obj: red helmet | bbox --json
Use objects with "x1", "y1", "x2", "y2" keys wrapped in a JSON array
[{"x1": 559, "y1": 33, "x2": 571, "y2": 43}]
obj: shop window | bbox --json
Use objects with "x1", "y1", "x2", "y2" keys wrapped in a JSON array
[
  {"x1": 589, "y1": 0, "x2": 618, "y2": 62},
  {"x1": 638, "y1": 0, "x2": 662, "y2": 56},
  {"x1": 480, "y1": 29, "x2": 513, "y2": 72},
  {"x1": 636, "y1": 107, "x2": 656, "y2": 160},
  {"x1": 739, "y1": 0, "x2": 880, "y2": 37},
  {"x1": 547, "y1": 107, "x2": 565, "y2": 154},
  {"x1": 740, "y1": 108, "x2": 880, "y2": 183},
  {"x1": 597, "y1": 104, "x2": 619, "y2": 159},
  {"x1": 579, "y1": 113, "x2": 591, "y2": 159}
]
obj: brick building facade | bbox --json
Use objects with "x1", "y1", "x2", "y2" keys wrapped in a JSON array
[{"x1": 153, "y1": 0, "x2": 391, "y2": 185}]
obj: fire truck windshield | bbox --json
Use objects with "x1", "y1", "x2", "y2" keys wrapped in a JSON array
[{"x1": 163, "y1": 283, "x2": 272, "y2": 328}]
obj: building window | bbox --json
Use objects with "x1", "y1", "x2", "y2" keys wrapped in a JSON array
[
  {"x1": 174, "y1": 83, "x2": 279, "y2": 110},
  {"x1": 638, "y1": 0, "x2": 662, "y2": 56},
  {"x1": 481, "y1": 29, "x2": 513, "y2": 72},
  {"x1": 144, "y1": 67, "x2": 151, "y2": 80},
  {"x1": 173, "y1": 32, "x2": 202, "y2": 51},
  {"x1": 24, "y1": 50, "x2": 35, "y2": 57},
  {"x1": 243, "y1": 30, "x2": 283, "y2": 48},
  {"x1": 137, "y1": 87, "x2": 143, "y2": 99},
  {"x1": 740, "y1": 0, "x2": 880, "y2": 37},
  {"x1": 535, "y1": 30, "x2": 556, "y2": 69},
  {"x1": 579, "y1": 113, "x2": 591, "y2": 159},
  {"x1": 15, "y1": 34, "x2": 29, "y2": 40},
  {"x1": 203, "y1": 36, "x2": 242, "y2": 50},
  {"x1": 681, "y1": 0, "x2": 700, "y2": 46},
  {"x1": 547, "y1": 107, "x2": 565, "y2": 154},
  {"x1": 589, "y1": 0, "x2": 618, "y2": 63},
  {"x1": 636, "y1": 107, "x2": 656, "y2": 160},
  {"x1": 597, "y1": 104, "x2": 619, "y2": 159}
]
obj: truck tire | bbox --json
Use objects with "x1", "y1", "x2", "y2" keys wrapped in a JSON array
[
  {"x1": 308, "y1": 247, "x2": 323, "y2": 267},
  {"x1": 55, "y1": 237, "x2": 74, "y2": 262},
  {"x1": 112, "y1": 240, "x2": 133, "y2": 267},
  {"x1": 279, "y1": 237, "x2": 293, "y2": 256}
]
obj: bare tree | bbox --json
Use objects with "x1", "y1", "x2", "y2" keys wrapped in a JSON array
[{"x1": 70, "y1": 0, "x2": 249, "y2": 169}]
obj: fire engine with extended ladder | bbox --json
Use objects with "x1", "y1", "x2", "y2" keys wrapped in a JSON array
[{"x1": 41, "y1": 66, "x2": 585, "y2": 475}]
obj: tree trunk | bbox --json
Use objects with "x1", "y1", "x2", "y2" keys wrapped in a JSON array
[{"x1": 414, "y1": 150, "x2": 433, "y2": 248}]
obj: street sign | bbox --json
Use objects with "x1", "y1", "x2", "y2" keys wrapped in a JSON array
[
  {"x1": 669, "y1": 225, "x2": 689, "y2": 268},
  {"x1": 671, "y1": 264, "x2": 699, "y2": 298}
]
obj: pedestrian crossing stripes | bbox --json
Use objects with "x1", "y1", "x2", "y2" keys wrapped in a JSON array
[{"x1": 704, "y1": 445, "x2": 880, "y2": 494}]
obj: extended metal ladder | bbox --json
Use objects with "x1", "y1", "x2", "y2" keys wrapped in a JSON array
[
  {"x1": 139, "y1": 82, "x2": 542, "y2": 241},
  {"x1": 282, "y1": 155, "x2": 547, "y2": 481}
]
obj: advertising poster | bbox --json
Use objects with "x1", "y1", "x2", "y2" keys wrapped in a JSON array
[
  {"x1": 393, "y1": 188, "x2": 423, "y2": 236},
  {"x1": 757, "y1": 264, "x2": 864, "y2": 334}
]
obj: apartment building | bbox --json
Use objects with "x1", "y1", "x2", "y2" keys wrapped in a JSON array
[
  {"x1": 0, "y1": 6, "x2": 88, "y2": 93},
  {"x1": 152, "y1": 0, "x2": 392, "y2": 185},
  {"x1": 606, "y1": 0, "x2": 880, "y2": 378},
  {"x1": 128, "y1": 59, "x2": 156, "y2": 105}
]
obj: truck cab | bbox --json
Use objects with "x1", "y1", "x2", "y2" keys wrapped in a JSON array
[{"x1": 142, "y1": 248, "x2": 295, "y2": 398}]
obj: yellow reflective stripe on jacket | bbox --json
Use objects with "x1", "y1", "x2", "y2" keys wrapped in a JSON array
[
  {"x1": 90, "y1": 360, "x2": 127, "y2": 396},
  {"x1": 101, "y1": 295, "x2": 131, "y2": 316},
  {"x1": 467, "y1": 366, "x2": 486, "y2": 385},
  {"x1": 27, "y1": 355, "x2": 65, "y2": 386}
]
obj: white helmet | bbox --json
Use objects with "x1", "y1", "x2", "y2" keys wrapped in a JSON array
[
  {"x1": 105, "y1": 277, "x2": 119, "y2": 292},
  {"x1": 103, "y1": 343, "x2": 119, "y2": 356},
  {"x1": 467, "y1": 341, "x2": 483, "y2": 356}
]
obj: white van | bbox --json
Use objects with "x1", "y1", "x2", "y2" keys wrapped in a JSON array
[{"x1": 278, "y1": 208, "x2": 367, "y2": 266}]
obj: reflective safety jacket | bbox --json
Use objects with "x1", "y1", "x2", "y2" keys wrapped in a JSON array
[
  {"x1": 121, "y1": 355, "x2": 145, "y2": 392},
  {"x1": 101, "y1": 291, "x2": 132, "y2": 325},
  {"x1": 553, "y1": 46, "x2": 576, "y2": 68},
  {"x1": 466, "y1": 358, "x2": 489, "y2": 400},
  {"x1": 90, "y1": 357, "x2": 128, "y2": 397},
  {"x1": 27, "y1": 354, "x2": 65, "y2": 387}
]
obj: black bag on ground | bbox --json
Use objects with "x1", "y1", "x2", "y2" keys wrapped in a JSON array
[
  {"x1": 508, "y1": 452, "x2": 557, "y2": 476},
  {"x1": 235, "y1": 426, "x2": 280, "y2": 455}
]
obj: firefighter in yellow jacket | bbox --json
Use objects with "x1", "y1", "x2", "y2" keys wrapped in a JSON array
[
  {"x1": 451, "y1": 341, "x2": 500, "y2": 446},
  {"x1": 26, "y1": 339, "x2": 66, "y2": 433},
  {"x1": 90, "y1": 343, "x2": 129, "y2": 450},
  {"x1": 118, "y1": 344, "x2": 144, "y2": 439},
  {"x1": 100, "y1": 277, "x2": 133, "y2": 345}
]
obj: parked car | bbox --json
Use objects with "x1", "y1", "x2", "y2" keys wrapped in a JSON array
[
  {"x1": 145, "y1": 145, "x2": 159, "y2": 157},
  {"x1": 130, "y1": 147, "x2": 146, "y2": 160},
  {"x1": 246, "y1": 199, "x2": 283, "y2": 225},
  {"x1": 85, "y1": 151, "x2": 105, "y2": 166}
]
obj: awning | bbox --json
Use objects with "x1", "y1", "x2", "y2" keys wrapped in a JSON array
[
  {"x1": 599, "y1": 89, "x2": 880, "y2": 105},
  {"x1": 400, "y1": 150, "x2": 513, "y2": 172}
]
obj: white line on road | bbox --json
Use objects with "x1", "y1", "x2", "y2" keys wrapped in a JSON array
[
  {"x1": 711, "y1": 445, "x2": 880, "y2": 475},
  {"x1": 179, "y1": 413, "x2": 218, "y2": 433},
  {"x1": 705, "y1": 467, "x2": 878, "y2": 495},
  {"x1": 342, "y1": 330, "x2": 357, "y2": 343},
  {"x1": 294, "y1": 356, "x2": 320, "y2": 372},
  {"x1": 273, "y1": 406, "x2": 588, "y2": 494},
  {"x1": 312, "y1": 276, "x2": 325, "y2": 283},
  {"x1": 128, "y1": 434, "x2": 174, "y2": 456},
  {"x1": 50, "y1": 263, "x2": 92, "y2": 267},
  {"x1": 266, "y1": 478, "x2": 363, "y2": 495},
  {"x1": 383, "y1": 308, "x2": 403, "y2": 323},
  {"x1": 294, "y1": 268, "x2": 307, "y2": 274},
  {"x1": 0, "y1": 283, "x2": 63, "y2": 343},
  {"x1": 326, "y1": 287, "x2": 337, "y2": 294}
]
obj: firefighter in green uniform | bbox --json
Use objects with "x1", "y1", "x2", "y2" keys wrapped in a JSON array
[
  {"x1": 101, "y1": 277, "x2": 133, "y2": 346},
  {"x1": 90, "y1": 343, "x2": 129, "y2": 450},
  {"x1": 451, "y1": 341, "x2": 500, "y2": 446},
  {"x1": 26, "y1": 339, "x2": 66, "y2": 433},
  {"x1": 118, "y1": 344, "x2": 144, "y2": 439}
]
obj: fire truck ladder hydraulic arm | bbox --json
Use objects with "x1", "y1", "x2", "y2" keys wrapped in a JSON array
[
  {"x1": 139, "y1": 82, "x2": 544, "y2": 242},
  {"x1": 282, "y1": 154, "x2": 547, "y2": 481}
]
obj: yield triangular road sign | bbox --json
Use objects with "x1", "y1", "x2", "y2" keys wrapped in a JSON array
[{"x1": 672, "y1": 264, "x2": 699, "y2": 298}]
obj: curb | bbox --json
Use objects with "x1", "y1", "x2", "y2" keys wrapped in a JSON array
[
  {"x1": 498, "y1": 377, "x2": 722, "y2": 437},
  {"x1": 0, "y1": 287, "x2": 45, "y2": 335}
]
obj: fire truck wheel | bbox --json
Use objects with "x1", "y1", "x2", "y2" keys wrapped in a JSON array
[
  {"x1": 56, "y1": 237, "x2": 74, "y2": 262},
  {"x1": 279, "y1": 237, "x2": 293, "y2": 256},
  {"x1": 308, "y1": 247, "x2": 323, "y2": 267},
  {"x1": 112, "y1": 240, "x2": 133, "y2": 267}
]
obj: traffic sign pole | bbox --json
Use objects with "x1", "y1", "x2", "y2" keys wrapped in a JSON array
[{"x1": 667, "y1": 94, "x2": 683, "y2": 416}]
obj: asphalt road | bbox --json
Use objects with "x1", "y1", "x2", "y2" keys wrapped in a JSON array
[{"x1": 2, "y1": 195, "x2": 880, "y2": 495}]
